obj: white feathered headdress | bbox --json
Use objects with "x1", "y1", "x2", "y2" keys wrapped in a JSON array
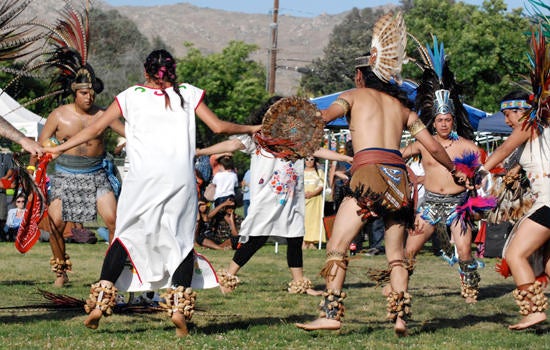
[{"x1": 355, "y1": 12, "x2": 407, "y2": 84}]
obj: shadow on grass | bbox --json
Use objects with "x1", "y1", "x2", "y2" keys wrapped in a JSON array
[
  {"x1": 0, "y1": 279, "x2": 38, "y2": 286},
  {"x1": 417, "y1": 312, "x2": 549, "y2": 335},
  {"x1": 0, "y1": 308, "x2": 82, "y2": 324},
  {"x1": 342, "y1": 281, "x2": 376, "y2": 289},
  {"x1": 478, "y1": 282, "x2": 513, "y2": 299},
  {"x1": 411, "y1": 282, "x2": 512, "y2": 300}
]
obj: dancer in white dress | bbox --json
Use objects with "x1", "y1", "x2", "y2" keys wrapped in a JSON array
[
  {"x1": 478, "y1": 29, "x2": 550, "y2": 330},
  {"x1": 45, "y1": 50, "x2": 259, "y2": 337},
  {"x1": 197, "y1": 97, "x2": 352, "y2": 295}
]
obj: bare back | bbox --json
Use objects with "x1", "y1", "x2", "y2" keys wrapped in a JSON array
[
  {"x1": 39, "y1": 103, "x2": 106, "y2": 157},
  {"x1": 333, "y1": 88, "x2": 411, "y2": 153}
]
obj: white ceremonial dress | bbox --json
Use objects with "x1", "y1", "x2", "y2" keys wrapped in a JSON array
[
  {"x1": 113, "y1": 84, "x2": 203, "y2": 292},
  {"x1": 502, "y1": 127, "x2": 550, "y2": 276},
  {"x1": 234, "y1": 134, "x2": 305, "y2": 242}
]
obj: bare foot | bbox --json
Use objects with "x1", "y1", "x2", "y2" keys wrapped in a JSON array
[
  {"x1": 382, "y1": 284, "x2": 393, "y2": 297},
  {"x1": 465, "y1": 296, "x2": 477, "y2": 304},
  {"x1": 394, "y1": 316, "x2": 407, "y2": 337},
  {"x1": 220, "y1": 285, "x2": 234, "y2": 295},
  {"x1": 306, "y1": 288, "x2": 323, "y2": 296},
  {"x1": 53, "y1": 273, "x2": 68, "y2": 288},
  {"x1": 509, "y1": 312, "x2": 547, "y2": 330},
  {"x1": 84, "y1": 309, "x2": 103, "y2": 330},
  {"x1": 295, "y1": 318, "x2": 341, "y2": 331},
  {"x1": 171, "y1": 311, "x2": 189, "y2": 337}
]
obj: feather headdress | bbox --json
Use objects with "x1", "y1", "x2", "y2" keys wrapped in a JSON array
[
  {"x1": 355, "y1": 12, "x2": 407, "y2": 84},
  {"x1": 0, "y1": 0, "x2": 44, "y2": 62},
  {"x1": 412, "y1": 35, "x2": 475, "y2": 140},
  {"x1": 521, "y1": 26, "x2": 549, "y2": 132},
  {"x1": 3, "y1": 1, "x2": 102, "y2": 103},
  {"x1": 526, "y1": 0, "x2": 549, "y2": 38},
  {"x1": 42, "y1": 1, "x2": 103, "y2": 99}
]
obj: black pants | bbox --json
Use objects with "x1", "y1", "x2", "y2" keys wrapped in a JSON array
[
  {"x1": 233, "y1": 236, "x2": 304, "y2": 268},
  {"x1": 529, "y1": 205, "x2": 550, "y2": 228},
  {"x1": 99, "y1": 239, "x2": 194, "y2": 288}
]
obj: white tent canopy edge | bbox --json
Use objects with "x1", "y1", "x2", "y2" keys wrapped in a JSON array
[{"x1": 0, "y1": 88, "x2": 45, "y2": 140}]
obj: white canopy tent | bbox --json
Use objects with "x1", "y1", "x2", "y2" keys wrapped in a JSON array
[{"x1": 0, "y1": 88, "x2": 45, "y2": 140}]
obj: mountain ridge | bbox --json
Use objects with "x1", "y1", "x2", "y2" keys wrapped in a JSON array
[{"x1": 21, "y1": 1, "x2": 392, "y2": 94}]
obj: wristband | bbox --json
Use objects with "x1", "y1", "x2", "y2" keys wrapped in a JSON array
[{"x1": 26, "y1": 165, "x2": 36, "y2": 171}]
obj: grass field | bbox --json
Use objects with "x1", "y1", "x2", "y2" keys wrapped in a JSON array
[{"x1": 0, "y1": 240, "x2": 548, "y2": 349}]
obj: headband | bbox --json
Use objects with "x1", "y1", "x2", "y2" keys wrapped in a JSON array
[{"x1": 500, "y1": 100, "x2": 530, "y2": 111}]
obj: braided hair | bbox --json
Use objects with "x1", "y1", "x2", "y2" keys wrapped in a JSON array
[{"x1": 143, "y1": 49, "x2": 185, "y2": 109}]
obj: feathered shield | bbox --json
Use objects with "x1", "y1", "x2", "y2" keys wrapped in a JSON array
[
  {"x1": 255, "y1": 97, "x2": 324, "y2": 162},
  {"x1": 452, "y1": 151, "x2": 497, "y2": 234}
]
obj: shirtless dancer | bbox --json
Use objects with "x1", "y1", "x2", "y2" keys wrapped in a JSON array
[
  {"x1": 402, "y1": 113, "x2": 480, "y2": 303},
  {"x1": 401, "y1": 37, "x2": 481, "y2": 303},
  {"x1": 31, "y1": 71, "x2": 123, "y2": 287},
  {"x1": 296, "y1": 13, "x2": 466, "y2": 335}
]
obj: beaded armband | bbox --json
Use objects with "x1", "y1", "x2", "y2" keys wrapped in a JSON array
[
  {"x1": 332, "y1": 98, "x2": 351, "y2": 115},
  {"x1": 408, "y1": 119, "x2": 426, "y2": 137}
]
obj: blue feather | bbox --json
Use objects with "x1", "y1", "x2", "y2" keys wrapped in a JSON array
[{"x1": 426, "y1": 36, "x2": 445, "y2": 80}]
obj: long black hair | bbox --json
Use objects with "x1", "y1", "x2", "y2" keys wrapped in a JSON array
[
  {"x1": 247, "y1": 96, "x2": 284, "y2": 125},
  {"x1": 357, "y1": 66, "x2": 413, "y2": 109},
  {"x1": 144, "y1": 49, "x2": 185, "y2": 110}
]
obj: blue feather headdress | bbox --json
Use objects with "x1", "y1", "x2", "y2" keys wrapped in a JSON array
[{"x1": 412, "y1": 35, "x2": 475, "y2": 140}]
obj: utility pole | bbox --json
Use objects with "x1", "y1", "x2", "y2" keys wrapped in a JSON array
[{"x1": 267, "y1": 0, "x2": 279, "y2": 94}]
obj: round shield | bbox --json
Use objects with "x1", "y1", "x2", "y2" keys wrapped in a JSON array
[{"x1": 255, "y1": 96, "x2": 324, "y2": 162}]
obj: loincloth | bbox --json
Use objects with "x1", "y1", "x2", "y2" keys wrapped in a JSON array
[
  {"x1": 348, "y1": 148, "x2": 412, "y2": 223},
  {"x1": 50, "y1": 154, "x2": 113, "y2": 222},
  {"x1": 417, "y1": 190, "x2": 468, "y2": 227}
]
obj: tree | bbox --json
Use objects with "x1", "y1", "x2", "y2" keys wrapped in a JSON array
[
  {"x1": 178, "y1": 41, "x2": 269, "y2": 146},
  {"x1": 405, "y1": 0, "x2": 531, "y2": 112},
  {"x1": 88, "y1": 8, "x2": 157, "y2": 107},
  {"x1": 176, "y1": 41, "x2": 269, "y2": 176},
  {"x1": 300, "y1": 0, "x2": 532, "y2": 113},
  {"x1": 299, "y1": 7, "x2": 385, "y2": 96}
]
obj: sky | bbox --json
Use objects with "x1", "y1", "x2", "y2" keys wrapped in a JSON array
[{"x1": 104, "y1": 0, "x2": 531, "y2": 16}]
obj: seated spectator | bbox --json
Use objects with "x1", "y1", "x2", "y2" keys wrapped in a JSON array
[
  {"x1": 212, "y1": 155, "x2": 238, "y2": 207},
  {"x1": 212, "y1": 199, "x2": 242, "y2": 249},
  {"x1": 4, "y1": 194, "x2": 26, "y2": 242},
  {"x1": 195, "y1": 198, "x2": 238, "y2": 250}
]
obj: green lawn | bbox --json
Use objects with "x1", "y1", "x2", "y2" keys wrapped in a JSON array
[{"x1": 0, "y1": 241, "x2": 547, "y2": 349}]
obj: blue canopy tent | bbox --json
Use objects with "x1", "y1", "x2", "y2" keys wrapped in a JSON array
[
  {"x1": 477, "y1": 111, "x2": 512, "y2": 135},
  {"x1": 310, "y1": 80, "x2": 489, "y2": 130}
]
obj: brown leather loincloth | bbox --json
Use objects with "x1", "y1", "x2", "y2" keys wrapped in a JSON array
[{"x1": 348, "y1": 148, "x2": 412, "y2": 222}]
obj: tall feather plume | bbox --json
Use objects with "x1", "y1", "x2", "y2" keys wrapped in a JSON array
[
  {"x1": 0, "y1": 0, "x2": 47, "y2": 62},
  {"x1": 407, "y1": 33, "x2": 431, "y2": 71},
  {"x1": 526, "y1": 0, "x2": 549, "y2": 38},
  {"x1": 416, "y1": 67, "x2": 439, "y2": 130},
  {"x1": 521, "y1": 25, "x2": 549, "y2": 132},
  {"x1": 41, "y1": 1, "x2": 98, "y2": 99},
  {"x1": 49, "y1": 1, "x2": 89, "y2": 65},
  {"x1": 1, "y1": 1, "x2": 97, "y2": 101},
  {"x1": 413, "y1": 35, "x2": 475, "y2": 140},
  {"x1": 368, "y1": 12, "x2": 407, "y2": 84}
]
